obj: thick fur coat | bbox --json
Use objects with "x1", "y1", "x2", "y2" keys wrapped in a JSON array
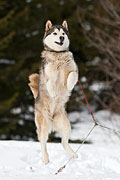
[{"x1": 28, "y1": 20, "x2": 78, "y2": 164}]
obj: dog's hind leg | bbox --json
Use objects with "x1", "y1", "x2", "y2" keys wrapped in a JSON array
[
  {"x1": 35, "y1": 111, "x2": 49, "y2": 164},
  {"x1": 40, "y1": 126, "x2": 49, "y2": 164},
  {"x1": 35, "y1": 112, "x2": 41, "y2": 141},
  {"x1": 36, "y1": 129, "x2": 41, "y2": 141},
  {"x1": 54, "y1": 109, "x2": 78, "y2": 158}
]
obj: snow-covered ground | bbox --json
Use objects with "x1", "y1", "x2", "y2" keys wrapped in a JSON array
[
  {"x1": 0, "y1": 110, "x2": 120, "y2": 180},
  {"x1": 68, "y1": 110, "x2": 120, "y2": 144},
  {"x1": 0, "y1": 141, "x2": 120, "y2": 180}
]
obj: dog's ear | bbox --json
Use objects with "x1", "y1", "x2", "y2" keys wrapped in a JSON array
[
  {"x1": 45, "y1": 20, "x2": 52, "y2": 32},
  {"x1": 62, "y1": 20, "x2": 68, "y2": 30}
]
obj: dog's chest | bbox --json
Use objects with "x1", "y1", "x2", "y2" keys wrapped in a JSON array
[
  {"x1": 45, "y1": 59, "x2": 70, "y2": 82},
  {"x1": 42, "y1": 51, "x2": 75, "y2": 83},
  {"x1": 53, "y1": 59, "x2": 68, "y2": 70},
  {"x1": 46, "y1": 56, "x2": 72, "y2": 72}
]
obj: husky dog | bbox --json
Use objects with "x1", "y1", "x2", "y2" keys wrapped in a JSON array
[{"x1": 28, "y1": 20, "x2": 78, "y2": 164}]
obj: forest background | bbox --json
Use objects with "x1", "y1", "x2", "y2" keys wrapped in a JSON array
[{"x1": 0, "y1": 0, "x2": 120, "y2": 141}]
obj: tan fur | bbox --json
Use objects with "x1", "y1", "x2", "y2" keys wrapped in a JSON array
[
  {"x1": 45, "y1": 20, "x2": 52, "y2": 32},
  {"x1": 62, "y1": 20, "x2": 68, "y2": 30},
  {"x1": 28, "y1": 73, "x2": 39, "y2": 99},
  {"x1": 29, "y1": 23, "x2": 79, "y2": 163},
  {"x1": 29, "y1": 50, "x2": 78, "y2": 164}
]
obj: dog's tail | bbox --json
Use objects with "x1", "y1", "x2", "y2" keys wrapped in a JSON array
[{"x1": 28, "y1": 73, "x2": 39, "y2": 99}]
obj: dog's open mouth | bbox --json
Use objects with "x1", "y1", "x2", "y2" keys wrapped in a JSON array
[{"x1": 55, "y1": 41, "x2": 63, "y2": 46}]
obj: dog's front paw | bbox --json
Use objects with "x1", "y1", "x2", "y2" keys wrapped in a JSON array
[{"x1": 67, "y1": 72, "x2": 78, "y2": 91}]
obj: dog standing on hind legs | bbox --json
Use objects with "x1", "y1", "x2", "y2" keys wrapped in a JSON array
[{"x1": 28, "y1": 20, "x2": 78, "y2": 164}]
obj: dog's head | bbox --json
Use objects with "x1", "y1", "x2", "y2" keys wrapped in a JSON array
[{"x1": 43, "y1": 20, "x2": 69, "y2": 52}]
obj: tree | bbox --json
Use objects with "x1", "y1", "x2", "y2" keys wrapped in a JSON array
[
  {"x1": 0, "y1": 0, "x2": 85, "y2": 140},
  {"x1": 77, "y1": 0, "x2": 120, "y2": 113}
]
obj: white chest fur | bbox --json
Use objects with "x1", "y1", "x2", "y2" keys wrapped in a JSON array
[{"x1": 41, "y1": 50, "x2": 78, "y2": 98}]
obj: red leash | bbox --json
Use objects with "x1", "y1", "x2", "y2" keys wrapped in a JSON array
[
  {"x1": 55, "y1": 80, "x2": 120, "y2": 175},
  {"x1": 78, "y1": 80, "x2": 97, "y2": 125}
]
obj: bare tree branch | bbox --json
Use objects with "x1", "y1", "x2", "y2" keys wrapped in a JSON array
[{"x1": 77, "y1": 0, "x2": 120, "y2": 113}]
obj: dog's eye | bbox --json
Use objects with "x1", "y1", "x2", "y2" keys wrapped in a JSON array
[
  {"x1": 53, "y1": 32, "x2": 57, "y2": 35},
  {"x1": 62, "y1": 33, "x2": 65, "y2": 35}
]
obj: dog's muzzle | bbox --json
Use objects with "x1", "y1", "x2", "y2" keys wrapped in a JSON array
[{"x1": 55, "y1": 36, "x2": 64, "y2": 46}]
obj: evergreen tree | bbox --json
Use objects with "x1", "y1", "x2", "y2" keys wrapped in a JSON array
[
  {"x1": 0, "y1": 0, "x2": 84, "y2": 140},
  {"x1": 0, "y1": 0, "x2": 111, "y2": 141}
]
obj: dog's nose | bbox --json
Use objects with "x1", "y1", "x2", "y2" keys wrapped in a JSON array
[{"x1": 60, "y1": 36, "x2": 64, "y2": 41}]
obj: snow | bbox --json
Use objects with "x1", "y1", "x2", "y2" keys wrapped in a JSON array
[
  {"x1": 0, "y1": 141, "x2": 120, "y2": 180},
  {"x1": 0, "y1": 110, "x2": 120, "y2": 179},
  {"x1": 68, "y1": 110, "x2": 120, "y2": 144},
  {"x1": 0, "y1": 59, "x2": 15, "y2": 65}
]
